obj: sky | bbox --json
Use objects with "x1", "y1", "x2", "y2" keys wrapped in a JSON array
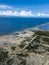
[{"x1": 0, "y1": 0, "x2": 49, "y2": 17}]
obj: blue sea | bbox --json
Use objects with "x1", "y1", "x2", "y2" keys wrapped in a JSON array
[{"x1": 0, "y1": 17, "x2": 49, "y2": 35}]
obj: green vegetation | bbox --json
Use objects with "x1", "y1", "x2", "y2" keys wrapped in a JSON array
[
  {"x1": 6, "y1": 58, "x2": 14, "y2": 65},
  {"x1": 0, "y1": 47, "x2": 8, "y2": 64},
  {"x1": 42, "y1": 38, "x2": 49, "y2": 42},
  {"x1": 35, "y1": 31, "x2": 49, "y2": 36},
  {"x1": 11, "y1": 46, "x2": 16, "y2": 51},
  {"x1": 18, "y1": 42, "x2": 26, "y2": 48}
]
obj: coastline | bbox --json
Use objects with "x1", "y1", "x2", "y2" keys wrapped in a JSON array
[
  {"x1": 0, "y1": 22, "x2": 49, "y2": 47},
  {"x1": 0, "y1": 23, "x2": 49, "y2": 65},
  {"x1": 0, "y1": 22, "x2": 49, "y2": 41}
]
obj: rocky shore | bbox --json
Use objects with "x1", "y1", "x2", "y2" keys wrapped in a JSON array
[{"x1": 0, "y1": 24, "x2": 49, "y2": 65}]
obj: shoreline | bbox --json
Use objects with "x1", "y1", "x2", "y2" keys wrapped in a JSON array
[
  {"x1": 0, "y1": 22, "x2": 49, "y2": 36},
  {"x1": 0, "y1": 22, "x2": 49, "y2": 41},
  {"x1": 0, "y1": 23, "x2": 49, "y2": 65}
]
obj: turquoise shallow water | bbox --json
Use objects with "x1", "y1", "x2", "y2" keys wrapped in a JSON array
[
  {"x1": 0, "y1": 17, "x2": 49, "y2": 35},
  {"x1": 39, "y1": 23, "x2": 49, "y2": 31}
]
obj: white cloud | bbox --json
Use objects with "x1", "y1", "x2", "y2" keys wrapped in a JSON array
[
  {"x1": 0, "y1": 5, "x2": 12, "y2": 9},
  {"x1": 0, "y1": 5, "x2": 49, "y2": 17},
  {"x1": 19, "y1": 11, "x2": 33, "y2": 16},
  {"x1": 0, "y1": 10, "x2": 49, "y2": 17},
  {"x1": 36, "y1": 13, "x2": 49, "y2": 17},
  {"x1": 0, "y1": 5, "x2": 33, "y2": 17},
  {"x1": 0, "y1": 10, "x2": 33, "y2": 17}
]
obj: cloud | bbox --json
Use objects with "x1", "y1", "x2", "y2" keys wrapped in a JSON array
[
  {"x1": 0, "y1": 5, "x2": 33, "y2": 17},
  {"x1": 19, "y1": 11, "x2": 33, "y2": 16},
  {"x1": 0, "y1": 10, "x2": 33, "y2": 17},
  {"x1": 0, "y1": 4, "x2": 49, "y2": 17},
  {"x1": 36, "y1": 13, "x2": 49, "y2": 17},
  {"x1": 0, "y1": 5, "x2": 12, "y2": 9}
]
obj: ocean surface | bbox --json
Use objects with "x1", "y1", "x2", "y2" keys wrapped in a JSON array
[
  {"x1": 0, "y1": 17, "x2": 49, "y2": 35},
  {"x1": 39, "y1": 23, "x2": 49, "y2": 31}
]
